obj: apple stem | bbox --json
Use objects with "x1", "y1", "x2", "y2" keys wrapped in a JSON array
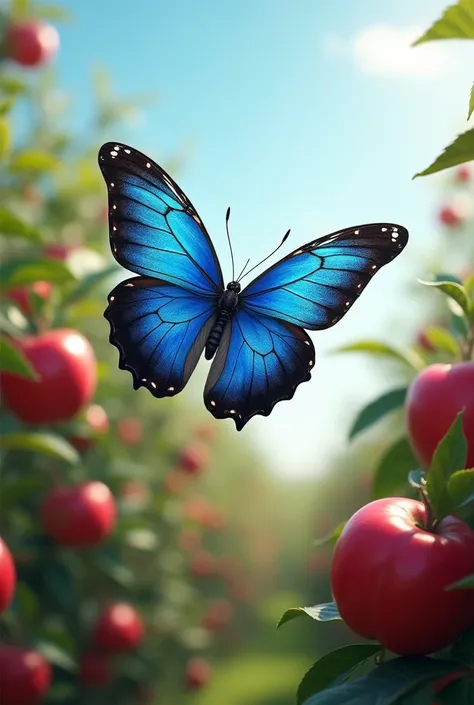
[{"x1": 419, "y1": 487, "x2": 437, "y2": 532}]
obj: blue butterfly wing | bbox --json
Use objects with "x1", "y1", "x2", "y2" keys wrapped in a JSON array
[
  {"x1": 240, "y1": 223, "x2": 408, "y2": 328},
  {"x1": 98, "y1": 142, "x2": 224, "y2": 297},
  {"x1": 204, "y1": 306, "x2": 314, "y2": 430},
  {"x1": 105, "y1": 277, "x2": 218, "y2": 397}
]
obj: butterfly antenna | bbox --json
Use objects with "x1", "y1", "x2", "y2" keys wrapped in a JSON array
[
  {"x1": 239, "y1": 229, "x2": 291, "y2": 282},
  {"x1": 225, "y1": 207, "x2": 235, "y2": 281},
  {"x1": 236, "y1": 258, "x2": 251, "y2": 282}
]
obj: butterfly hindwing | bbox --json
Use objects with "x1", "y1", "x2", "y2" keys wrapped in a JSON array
[
  {"x1": 105, "y1": 276, "x2": 218, "y2": 397},
  {"x1": 241, "y1": 223, "x2": 408, "y2": 329},
  {"x1": 204, "y1": 305, "x2": 315, "y2": 430},
  {"x1": 98, "y1": 143, "x2": 224, "y2": 296}
]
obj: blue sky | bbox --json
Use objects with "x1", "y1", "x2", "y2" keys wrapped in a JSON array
[{"x1": 57, "y1": 0, "x2": 473, "y2": 475}]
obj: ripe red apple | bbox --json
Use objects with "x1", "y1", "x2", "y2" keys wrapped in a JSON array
[
  {"x1": 120, "y1": 480, "x2": 149, "y2": 506},
  {"x1": 41, "y1": 482, "x2": 116, "y2": 547},
  {"x1": 185, "y1": 657, "x2": 211, "y2": 689},
  {"x1": 79, "y1": 652, "x2": 112, "y2": 687},
  {"x1": 439, "y1": 205, "x2": 462, "y2": 227},
  {"x1": 69, "y1": 404, "x2": 109, "y2": 452},
  {"x1": 116, "y1": 418, "x2": 143, "y2": 445},
  {"x1": 202, "y1": 599, "x2": 233, "y2": 631},
  {"x1": 93, "y1": 603, "x2": 144, "y2": 653},
  {"x1": 0, "y1": 537, "x2": 16, "y2": 615},
  {"x1": 1, "y1": 329, "x2": 97, "y2": 424},
  {"x1": 178, "y1": 443, "x2": 209, "y2": 475},
  {"x1": 189, "y1": 550, "x2": 215, "y2": 578},
  {"x1": 5, "y1": 21, "x2": 59, "y2": 67},
  {"x1": 456, "y1": 164, "x2": 472, "y2": 183},
  {"x1": 6, "y1": 281, "x2": 52, "y2": 316},
  {"x1": 0, "y1": 646, "x2": 51, "y2": 705},
  {"x1": 406, "y1": 363, "x2": 474, "y2": 469}
]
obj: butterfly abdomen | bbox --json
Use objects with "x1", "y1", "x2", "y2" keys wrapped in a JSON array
[{"x1": 205, "y1": 286, "x2": 240, "y2": 360}]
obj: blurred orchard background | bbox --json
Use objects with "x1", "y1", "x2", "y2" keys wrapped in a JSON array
[{"x1": 0, "y1": 0, "x2": 473, "y2": 704}]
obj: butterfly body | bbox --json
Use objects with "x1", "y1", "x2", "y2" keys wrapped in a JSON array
[
  {"x1": 205, "y1": 281, "x2": 241, "y2": 360},
  {"x1": 98, "y1": 142, "x2": 409, "y2": 431}
]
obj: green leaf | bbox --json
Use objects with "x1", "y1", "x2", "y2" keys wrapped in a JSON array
[
  {"x1": 465, "y1": 275, "x2": 474, "y2": 302},
  {"x1": 414, "y1": 128, "x2": 474, "y2": 178},
  {"x1": 447, "y1": 469, "x2": 474, "y2": 508},
  {"x1": 34, "y1": 641, "x2": 76, "y2": 672},
  {"x1": 278, "y1": 602, "x2": 341, "y2": 628},
  {"x1": 297, "y1": 645, "x2": 382, "y2": 705},
  {"x1": 420, "y1": 326, "x2": 462, "y2": 359},
  {"x1": 0, "y1": 76, "x2": 27, "y2": 96},
  {"x1": 62, "y1": 265, "x2": 117, "y2": 306},
  {"x1": 446, "y1": 574, "x2": 474, "y2": 590},
  {"x1": 0, "y1": 433, "x2": 79, "y2": 464},
  {"x1": 372, "y1": 438, "x2": 418, "y2": 500},
  {"x1": 302, "y1": 657, "x2": 456, "y2": 705},
  {"x1": 0, "y1": 258, "x2": 75, "y2": 290},
  {"x1": 418, "y1": 280, "x2": 472, "y2": 320},
  {"x1": 349, "y1": 387, "x2": 407, "y2": 441},
  {"x1": 314, "y1": 521, "x2": 345, "y2": 547},
  {"x1": 451, "y1": 625, "x2": 474, "y2": 666},
  {"x1": 413, "y1": 0, "x2": 474, "y2": 45},
  {"x1": 0, "y1": 337, "x2": 37, "y2": 379},
  {"x1": 427, "y1": 413, "x2": 468, "y2": 518},
  {"x1": 0, "y1": 118, "x2": 10, "y2": 158},
  {"x1": 10, "y1": 150, "x2": 60, "y2": 173},
  {"x1": 334, "y1": 340, "x2": 424, "y2": 372},
  {"x1": 35, "y1": 4, "x2": 72, "y2": 21},
  {"x1": 43, "y1": 559, "x2": 77, "y2": 611},
  {"x1": 468, "y1": 85, "x2": 474, "y2": 120},
  {"x1": 0, "y1": 208, "x2": 42, "y2": 243},
  {"x1": 11, "y1": 582, "x2": 39, "y2": 623}
]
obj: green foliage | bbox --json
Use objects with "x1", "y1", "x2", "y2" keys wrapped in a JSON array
[
  {"x1": 468, "y1": 84, "x2": 474, "y2": 119},
  {"x1": 334, "y1": 340, "x2": 424, "y2": 371},
  {"x1": 426, "y1": 413, "x2": 468, "y2": 519},
  {"x1": 413, "y1": 0, "x2": 474, "y2": 44},
  {"x1": 278, "y1": 603, "x2": 342, "y2": 628},
  {"x1": 0, "y1": 336, "x2": 37, "y2": 378},
  {"x1": 348, "y1": 388, "x2": 407, "y2": 441},
  {"x1": 296, "y1": 645, "x2": 382, "y2": 704},
  {"x1": 415, "y1": 128, "x2": 474, "y2": 178},
  {"x1": 372, "y1": 438, "x2": 417, "y2": 500},
  {"x1": 302, "y1": 657, "x2": 457, "y2": 705}
]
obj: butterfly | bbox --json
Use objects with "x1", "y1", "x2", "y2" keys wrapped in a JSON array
[{"x1": 98, "y1": 142, "x2": 408, "y2": 431}]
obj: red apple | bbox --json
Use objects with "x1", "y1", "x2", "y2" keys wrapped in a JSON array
[
  {"x1": 44, "y1": 244, "x2": 76, "y2": 261},
  {"x1": 189, "y1": 550, "x2": 215, "y2": 578},
  {"x1": 79, "y1": 652, "x2": 112, "y2": 687},
  {"x1": 0, "y1": 537, "x2": 16, "y2": 615},
  {"x1": 178, "y1": 443, "x2": 209, "y2": 475},
  {"x1": 439, "y1": 205, "x2": 462, "y2": 227},
  {"x1": 41, "y1": 482, "x2": 116, "y2": 547},
  {"x1": 456, "y1": 164, "x2": 472, "y2": 183},
  {"x1": 406, "y1": 363, "x2": 474, "y2": 469},
  {"x1": 93, "y1": 603, "x2": 144, "y2": 653},
  {"x1": 185, "y1": 657, "x2": 211, "y2": 689},
  {"x1": 0, "y1": 646, "x2": 51, "y2": 705},
  {"x1": 1, "y1": 329, "x2": 97, "y2": 424},
  {"x1": 69, "y1": 404, "x2": 109, "y2": 452},
  {"x1": 202, "y1": 599, "x2": 233, "y2": 631},
  {"x1": 5, "y1": 21, "x2": 59, "y2": 67},
  {"x1": 163, "y1": 470, "x2": 189, "y2": 494},
  {"x1": 6, "y1": 281, "x2": 52, "y2": 316},
  {"x1": 116, "y1": 418, "x2": 143, "y2": 446}
]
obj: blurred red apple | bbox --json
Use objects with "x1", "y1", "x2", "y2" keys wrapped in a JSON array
[
  {"x1": 0, "y1": 646, "x2": 51, "y2": 705},
  {"x1": 185, "y1": 657, "x2": 211, "y2": 689},
  {"x1": 117, "y1": 418, "x2": 143, "y2": 446},
  {"x1": 79, "y1": 652, "x2": 112, "y2": 687},
  {"x1": 5, "y1": 20, "x2": 59, "y2": 67},
  {"x1": 94, "y1": 603, "x2": 144, "y2": 653},
  {"x1": 1, "y1": 329, "x2": 97, "y2": 424},
  {"x1": 69, "y1": 404, "x2": 109, "y2": 452},
  {"x1": 6, "y1": 281, "x2": 52, "y2": 316},
  {"x1": 0, "y1": 537, "x2": 16, "y2": 615},
  {"x1": 41, "y1": 481, "x2": 116, "y2": 547},
  {"x1": 189, "y1": 550, "x2": 215, "y2": 578},
  {"x1": 178, "y1": 443, "x2": 209, "y2": 475},
  {"x1": 202, "y1": 599, "x2": 233, "y2": 631}
]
